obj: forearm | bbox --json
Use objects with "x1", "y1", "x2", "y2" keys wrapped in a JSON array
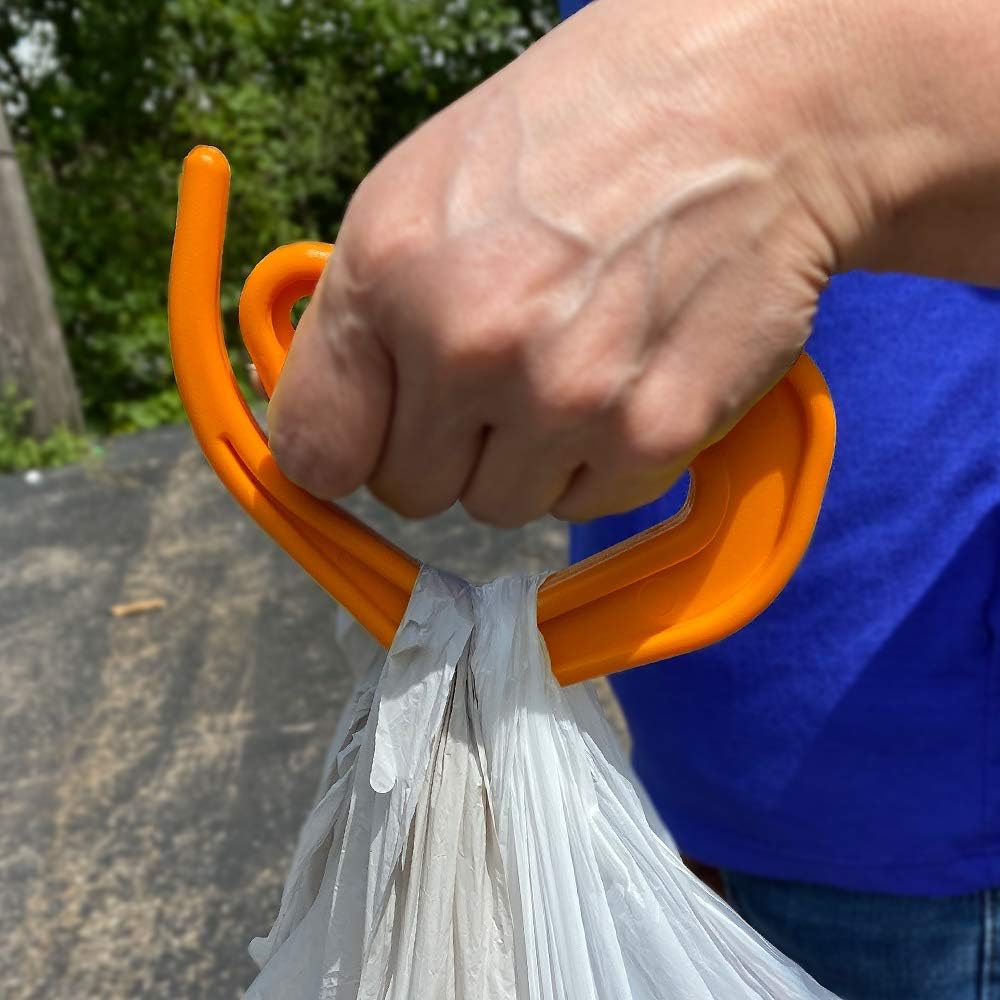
[
  {"x1": 607, "y1": 0, "x2": 1000, "y2": 285},
  {"x1": 839, "y1": 0, "x2": 1000, "y2": 284}
]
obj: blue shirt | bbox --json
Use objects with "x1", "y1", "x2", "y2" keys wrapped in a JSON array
[{"x1": 560, "y1": 0, "x2": 1000, "y2": 895}]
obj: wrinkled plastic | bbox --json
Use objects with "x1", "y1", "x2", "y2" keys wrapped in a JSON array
[{"x1": 245, "y1": 568, "x2": 839, "y2": 1000}]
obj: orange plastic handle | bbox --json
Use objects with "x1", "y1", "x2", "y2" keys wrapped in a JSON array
[{"x1": 168, "y1": 146, "x2": 836, "y2": 685}]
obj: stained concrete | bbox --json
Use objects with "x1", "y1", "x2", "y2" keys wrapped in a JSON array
[{"x1": 0, "y1": 424, "x2": 573, "y2": 999}]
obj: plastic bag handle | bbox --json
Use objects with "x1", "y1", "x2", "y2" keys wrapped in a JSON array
[{"x1": 169, "y1": 146, "x2": 836, "y2": 684}]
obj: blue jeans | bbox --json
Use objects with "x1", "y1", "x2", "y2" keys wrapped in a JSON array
[{"x1": 723, "y1": 870, "x2": 1000, "y2": 999}]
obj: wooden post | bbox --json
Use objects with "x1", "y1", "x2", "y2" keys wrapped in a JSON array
[{"x1": 0, "y1": 105, "x2": 83, "y2": 435}]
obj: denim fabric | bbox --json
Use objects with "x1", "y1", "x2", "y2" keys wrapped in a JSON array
[{"x1": 723, "y1": 870, "x2": 1000, "y2": 999}]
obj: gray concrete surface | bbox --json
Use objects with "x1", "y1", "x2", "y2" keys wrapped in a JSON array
[{"x1": 0, "y1": 424, "x2": 570, "y2": 999}]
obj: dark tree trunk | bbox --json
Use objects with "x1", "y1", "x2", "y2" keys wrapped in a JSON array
[{"x1": 0, "y1": 106, "x2": 83, "y2": 436}]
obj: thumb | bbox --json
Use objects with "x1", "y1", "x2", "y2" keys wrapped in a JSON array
[{"x1": 267, "y1": 277, "x2": 392, "y2": 500}]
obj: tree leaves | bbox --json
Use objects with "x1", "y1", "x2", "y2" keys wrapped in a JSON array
[{"x1": 1, "y1": 0, "x2": 556, "y2": 430}]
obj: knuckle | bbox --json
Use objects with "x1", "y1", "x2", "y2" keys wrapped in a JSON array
[
  {"x1": 428, "y1": 264, "x2": 568, "y2": 375},
  {"x1": 433, "y1": 310, "x2": 527, "y2": 373},
  {"x1": 537, "y1": 372, "x2": 620, "y2": 428},
  {"x1": 344, "y1": 183, "x2": 429, "y2": 280},
  {"x1": 618, "y1": 400, "x2": 715, "y2": 469},
  {"x1": 353, "y1": 221, "x2": 422, "y2": 279},
  {"x1": 620, "y1": 428, "x2": 686, "y2": 470}
]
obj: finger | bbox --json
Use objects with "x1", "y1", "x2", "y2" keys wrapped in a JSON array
[
  {"x1": 367, "y1": 383, "x2": 488, "y2": 519},
  {"x1": 247, "y1": 363, "x2": 268, "y2": 401},
  {"x1": 551, "y1": 458, "x2": 689, "y2": 523},
  {"x1": 550, "y1": 365, "x2": 711, "y2": 522},
  {"x1": 461, "y1": 425, "x2": 580, "y2": 527},
  {"x1": 267, "y1": 279, "x2": 392, "y2": 499}
]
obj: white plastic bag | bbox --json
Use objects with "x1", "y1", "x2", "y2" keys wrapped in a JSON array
[{"x1": 245, "y1": 567, "x2": 839, "y2": 1000}]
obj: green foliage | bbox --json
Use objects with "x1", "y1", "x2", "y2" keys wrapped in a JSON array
[
  {"x1": 0, "y1": 383, "x2": 93, "y2": 472},
  {"x1": 1, "y1": 0, "x2": 557, "y2": 432}
]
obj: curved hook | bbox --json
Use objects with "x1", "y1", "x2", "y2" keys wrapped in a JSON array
[
  {"x1": 169, "y1": 145, "x2": 836, "y2": 684},
  {"x1": 537, "y1": 358, "x2": 835, "y2": 683},
  {"x1": 168, "y1": 147, "x2": 418, "y2": 648}
]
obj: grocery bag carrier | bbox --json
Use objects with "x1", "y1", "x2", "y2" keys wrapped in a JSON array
[{"x1": 168, "y1": 146, "x2": 836, "y2": 686}]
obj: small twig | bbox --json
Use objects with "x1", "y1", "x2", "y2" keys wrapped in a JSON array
[{"x1": 110, "y1": 598, "x2": 167, "y2": 618}]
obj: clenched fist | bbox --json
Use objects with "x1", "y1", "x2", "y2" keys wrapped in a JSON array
[{"x1": 268, "y1": 0, "x2": 1000, "y2": 526}]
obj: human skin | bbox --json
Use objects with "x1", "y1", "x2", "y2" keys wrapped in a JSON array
[{"x1": 267, "y1": 0, "x2": 1000, "y2": 527}]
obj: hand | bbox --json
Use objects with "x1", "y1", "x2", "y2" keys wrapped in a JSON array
[{"x1": 267, "y1": 0, "x2": 1000, "y2": 527}]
